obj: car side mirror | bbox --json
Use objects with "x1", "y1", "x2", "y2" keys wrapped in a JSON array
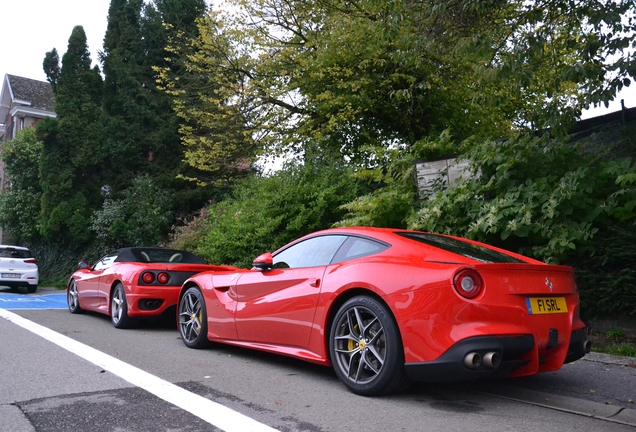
[
  {"x1": 252, "y1": 252, "x2": 273, "y2": 271},
  {"x1": 78, "y1": 260, "x2": 90, "y2": 269}
]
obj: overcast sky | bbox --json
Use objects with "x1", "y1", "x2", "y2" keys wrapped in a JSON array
[{"x1": 1, "y1": 0, "x2": 634, "y2": 120}]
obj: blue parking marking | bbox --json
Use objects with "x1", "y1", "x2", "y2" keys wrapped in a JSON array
[{"x1": 0, "y1": 292, "x2": 68, "y2": 310}]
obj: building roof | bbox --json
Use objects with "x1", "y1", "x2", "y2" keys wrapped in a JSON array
[{"x1": 0, "y1": 74, "x2": 56, "y2": 126}]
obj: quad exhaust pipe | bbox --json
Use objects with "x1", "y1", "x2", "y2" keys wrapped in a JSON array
[{"x1": 464, "y1": 351, "x2": 500, "y2": 370}]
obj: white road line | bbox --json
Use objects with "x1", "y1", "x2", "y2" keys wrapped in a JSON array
[{"x1": 0, "y1": 308, "x2": 278, "y2": 432}]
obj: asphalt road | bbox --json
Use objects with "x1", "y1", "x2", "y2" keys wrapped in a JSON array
[{"x1": 1, "y1": 287, "x2": 635, "y2": 431}]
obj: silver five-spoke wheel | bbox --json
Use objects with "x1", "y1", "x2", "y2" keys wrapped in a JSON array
[
  {"x1": 67, "y1": 280, "x2": 83, "y2": 314},
  {"x1": 111, "y1": 283, "x2": 135, "y2": 329}
]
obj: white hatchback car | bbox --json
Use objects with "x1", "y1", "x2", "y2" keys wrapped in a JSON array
[{"x1": 0, "y1": 245, "x2": 39, "y2": 293}]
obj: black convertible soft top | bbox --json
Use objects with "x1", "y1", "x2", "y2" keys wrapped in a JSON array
[{"x1": 114, "y1": 247, "x2": 207, "y2": 264}]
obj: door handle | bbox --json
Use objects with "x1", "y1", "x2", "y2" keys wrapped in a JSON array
[{"x1": 309, "y1": 279, "x2": 320, "y2": 287}]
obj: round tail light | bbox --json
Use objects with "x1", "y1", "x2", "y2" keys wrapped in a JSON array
[
  {"x1": 453, "y1": 269, "x2": 483, "y2": 299},
  {"x1": 157, "y1": 272, "x2": 170, "y2": 284},
  {"x1": 141, "y1": 272, "x2": 155, "y2": 284}
]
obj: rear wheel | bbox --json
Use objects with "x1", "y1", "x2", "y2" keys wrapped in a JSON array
[
  {"x1": 111, "y1": 283, "x2": 136, "y2": 329},
  {"x1": 67, "y1": 280, "x2": 83, "y2": 314},
  {"x1": 26, "y1": 285, "x2": 37, "y2": 294},
  {"x1": 178, "y1": 287, "x2": 210, "y2": 348},
  {"x1": 329, "y1": 295, "x2": 408, "y2": 396}
]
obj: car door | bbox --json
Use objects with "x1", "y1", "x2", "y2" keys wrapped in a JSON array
[
  {"x1": 234, "y1": 235, "x2": 348, "y2": 348},
  {"x1": 79, "y1": 252, "x2": 119, "y2": 311}
]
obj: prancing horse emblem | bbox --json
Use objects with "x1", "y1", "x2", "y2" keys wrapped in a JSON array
[{"x1": 545, "y1": 277, "x2": 553, "y2": 292}]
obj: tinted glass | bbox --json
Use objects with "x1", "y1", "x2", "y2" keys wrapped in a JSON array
[
  {"x1": 397, "y1": 232, "x2": 524, "y2": 263},
  {"x1": 331, "y1": 236, "x2": 389, "y2": 264},
  {"x1": 274, "y1": 235, "x2": 348, "y2": 268},
  {"x1": 0, "y1": 247, "x2": 31, "y2": 259}
]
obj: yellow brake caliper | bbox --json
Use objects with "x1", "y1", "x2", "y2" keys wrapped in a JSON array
[{"x1": 348, "y1": 324, "x2": 359, "y2": 352}]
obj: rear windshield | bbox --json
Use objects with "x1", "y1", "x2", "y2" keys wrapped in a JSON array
[
  {"x1": 397, "y1": 232, "x2": 525, "y2": 263},
  {"x1": 0, "y1": 247, "x2": 32, "y2": 259}
]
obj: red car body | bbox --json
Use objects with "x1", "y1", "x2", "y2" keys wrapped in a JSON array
[
  {"x1": 177, "y1": 227, "x2": 589, "y2": 395},
  {"x1": 67, "y1": 247, "x2": 237, "y2": 328}
]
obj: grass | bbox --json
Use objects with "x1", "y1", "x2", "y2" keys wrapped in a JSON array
[{"x1": 589, "y1": 328, "x2": 636, "y2": 358}]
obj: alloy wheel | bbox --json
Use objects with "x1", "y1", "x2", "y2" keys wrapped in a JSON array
[{"x1": 332, "y1": 305, "x2": 387, "y2": 385}]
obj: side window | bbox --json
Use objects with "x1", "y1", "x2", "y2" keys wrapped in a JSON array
[
  {"x1": 92, "y1": 253, "x2": 119, "y2": 271},
  {"x1": 273, "y1": 235, "x2": 347, "y2": 268},
  {"x1": 332, "y1": 236, "x2": 389, "y2": 264}
]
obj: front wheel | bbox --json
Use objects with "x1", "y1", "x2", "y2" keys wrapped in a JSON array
[
  {"x1": 111, "y1": 283, "x2": 136, "y2": 329},
  {"x1": 178, "y1": 287, "x2": 210, "y2": 348},
  {"x1": 329, "y1": 295, "x2": 407, "y2": 396},
  {"x1": 67, "y1": 280, "x2": 83, "y2": 314}
]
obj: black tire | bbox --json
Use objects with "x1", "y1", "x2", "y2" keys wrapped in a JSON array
[
  {"x1": 329, "y1": 295, "x2": 408, "y2": 396},
  {"x1": 26, "y1": 285, "x2": 37, "y2": 294},
  {"x1": 178, "y1": 286, "x2": 210, "y2": 349},
  {"x1": 111, "y1": 283, "x2": 136, "y2": 329},
  {"x1": 67, "y1": 280, "x2": 84, "y2": 314}
]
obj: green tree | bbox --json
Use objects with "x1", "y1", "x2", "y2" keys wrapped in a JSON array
[
  {"x1": 39, "y1": 26, "x2": 105, "y2": 246},
  {"x1": 91, "y1": 176, "x2": 173, "y2": 248},
  {"x1": 42, "y1": 48, "x2": 61, "y2": 94},
  {"x1": 0, "y1": 128, "x2": 44, "y2": 243},
  {"x1": 156, "y1": 8, "x2": 258, "y2": 186},
  {"x1": 101, "y1": 0, "x2": 152, "y2": 186},
  {"x1": 102, "y1": 0, "x2": 218, "y2": 212},
  {"x1": 160, "y1": 0, "x2": 636, "y2": 176}
]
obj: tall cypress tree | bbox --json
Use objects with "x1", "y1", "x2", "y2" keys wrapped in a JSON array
[
  {"x1": 101, "y1": 0, "x2": 149, "y2": 188},
  {"x1": 38, "y1": 26, "x2": 104, "y2": 246},
  {"x1": 101, "y1": 0, "x2": 212, "y2": 213}
]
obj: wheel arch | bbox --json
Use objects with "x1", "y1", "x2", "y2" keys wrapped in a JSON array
[
  {"x1": 178, "y1": 280, "x2": 202, "y2": 303},
  {"x1": 107, "y1": 279, "x2": 125, "y2": 313},
  {"x1": 324, "y1": 288, "x2": 404, "y2": 362}
]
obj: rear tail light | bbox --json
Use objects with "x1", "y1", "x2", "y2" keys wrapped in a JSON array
[
  {"x1": 453, "y1": 269, "x2": 483, "y2": 299},
  {"x1": 141, "y1": 272, "x2": 155, "y2": 284},
  {"x1": 24, "y1": 259, "x2": 38, "y2": 264},
  {"x1": 157, "y1": 272, "x2": 170, "y2": 284}
]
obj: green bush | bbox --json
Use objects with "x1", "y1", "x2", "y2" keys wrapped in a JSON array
[
  {"x1": 91, "y1": 176, "x2": 173, "y2": 249},
  {"x1": 337, "y1": 131, "x2": 458, "y2": 229},
  {"x1": 170, "y1": 163, "x2": 361, "y2": 267},
  {"x1": 411, "y1": 132, "x2": 636, "y2": 263},
  {"x1": 566, "y1": 223, "x2": 636, "y2": 320},
  {"x1": 28, "y1": 241, "x2": 107, "y2": 287}
]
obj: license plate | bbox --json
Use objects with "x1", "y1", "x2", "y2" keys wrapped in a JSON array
[
  {"x1": 526, "y1": 297, "x2": 568, "y2": 314},
  {"x1": 1, "y1": 273, "x2": 21, "y2": 278}
]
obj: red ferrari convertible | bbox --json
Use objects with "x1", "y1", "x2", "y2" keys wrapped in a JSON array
[
  {"x1": 177, "y1": 227, "x2": 590, "y2": 396},
  {"x1": 67, "y1": 247, "x2": 237, "y2": 328}
]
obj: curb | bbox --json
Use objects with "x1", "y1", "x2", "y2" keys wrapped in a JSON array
[
  {"x1": 479, "y1": 385, "x2": 636, "y2": 427},
  {"x1": 583, "y1": 351, "x2": 636, "y2": 367}
]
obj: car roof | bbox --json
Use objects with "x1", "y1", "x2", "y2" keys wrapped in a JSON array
[
  {"x1": 0, "y1": 245, "x2": 30, "y2": 250},
  {"x1": 282, "y1": 227, "x2": 537, "y2": 264}
]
